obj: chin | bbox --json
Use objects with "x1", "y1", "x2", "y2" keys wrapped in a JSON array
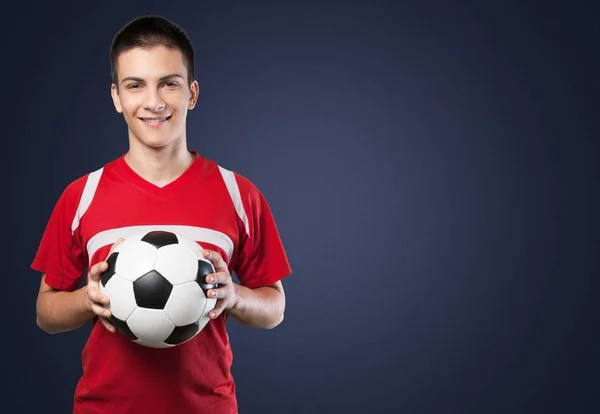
[
  {"x1": 129, "y1": 126, "x2": 184, "y2": 149},
  {"x1": 146, "y1": 138, "x2": 174, "y2": 148},
  {"x1": 129, "y1": 133, "x2": 169, "y2": 149}
]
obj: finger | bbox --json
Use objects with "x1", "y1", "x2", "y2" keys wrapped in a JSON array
[
  {"x1": 206, "y1": 285, "x2": 229, "y2": 299},
  {"x1": 202, "y1": 249, "x2": 228, "y2": 273},
  {"x1": 209, "y1": 303, "x2": 226, "y2": 320},
  {"x1": 99, "y1": 317, "x2": 116, "y2": 333},
  {"x1": 205, "y1": 271, "x2": 231, "y2": 286},
  {"x1": 87, "y1": 282, "x2": 109, "y2": 304},
  {"x1": 91, "y1": 303, "x2": 111, "y2": 319},
  {"x1": 108, "y1": 237, "x2": 125, "y2": 255},
  {"x1": 88, "y1": 261, "x2": 109, "y2": 280},
  {"x1": 89, "y1": 239, "x2": 124, "y2": 282},
  {"x1": 89, "y1": 289, "x2": 110, "y2": 306}
]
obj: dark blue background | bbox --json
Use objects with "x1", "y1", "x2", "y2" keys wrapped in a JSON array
[{"x1": 5, "y1": 1, "x2": 599, "y2": 413}]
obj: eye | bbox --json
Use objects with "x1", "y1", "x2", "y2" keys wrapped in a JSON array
[
  {"x1": 126, "y1": 84, "x2": 141, "y2": 89},
  {"x1": 164, "y1": 81, "x2": 179, "y2": 88}
]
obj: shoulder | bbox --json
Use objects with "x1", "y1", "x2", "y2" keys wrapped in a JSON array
[
  {"x1": 215, "y1": 163, "x2": 265, "y2": 202},
  {"x1": 62, "y1": 165, "x2": 105, "y2": 198},
  {"x1": 55, "y1": 159, "x2": 114, "y2": 209},
  {"x1": 198, "y1": 154, "x2": 262, "y2": 196}
]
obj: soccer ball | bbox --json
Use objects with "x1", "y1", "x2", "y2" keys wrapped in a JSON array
[{"x1": 99, "y1": 230, "x2": 217, "y2": 348}]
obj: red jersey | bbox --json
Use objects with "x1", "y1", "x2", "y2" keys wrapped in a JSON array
[{"x1": 31, "y1": 151, "x2": 292, "y2": 414}]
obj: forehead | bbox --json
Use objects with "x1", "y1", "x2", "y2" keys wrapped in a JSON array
[{"x1": 116, "y1": 45, "x2": 187, "y2": 81}]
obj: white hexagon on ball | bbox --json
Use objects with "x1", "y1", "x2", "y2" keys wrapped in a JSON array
[
  {"x1": 135, "y1": 339, "x2": 173, "y2": 349},
  {"x1": 99, "y1": 273, "x2": 137, "y2": 321},
  {"x1": 164, "y1": 281, "x2": 208, "y2": 326},
  {"x1": 197, "y1": 297, "x2": 217, "y2": 332},
  {"x1": 154, "y1": 244, "x2": 198, "y2": 285},
  {"x1": 113, "y1": 239, "x2": 158, "y2": 282},
  {"x1": 127, "y1": 307, "x2": 175, "y2": 344},
  {"x1": 175, "y1": 235, "x2": 203, "y2": 258}
]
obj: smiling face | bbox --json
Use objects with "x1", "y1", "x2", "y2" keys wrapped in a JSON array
[{"x1": 110, "y1": 45, "x2": 199, "y2": 151}]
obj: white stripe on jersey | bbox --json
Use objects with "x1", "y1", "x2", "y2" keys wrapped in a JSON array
[
  {"x1": 86, "y1": 225, "x2": 234, "y2": 266},
  {"x1": 218, "y1": 166, "x2": 250, "y2": 237},
  {"x1": 71, "y1": 167, "x2": 104, "y2": 233}
]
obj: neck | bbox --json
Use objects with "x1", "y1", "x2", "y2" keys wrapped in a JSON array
[{"x1": 124, "y1": 140, "x2": 194, "y2": 188}]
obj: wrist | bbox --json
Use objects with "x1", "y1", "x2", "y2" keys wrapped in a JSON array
[
  {"x1": 81, "y1": 285, "x2": 91, "y2": 313},
  {"x1": 230, "y1": 283, "x2": 243, "y2": 311}
]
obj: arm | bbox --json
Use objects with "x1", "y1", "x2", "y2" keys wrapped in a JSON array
[
  {"x1": 36, "y1": 241, "x2": 122, "y2": 335},
  {"x1": 228, "y1": 281, "x2": 286, "y2": 329},
  {"x1": 202, "y1": 250, "x2": 286, "y2": 330},
  {"x1": 36, "y1": 274, "x2": 95, "y2": 334}
]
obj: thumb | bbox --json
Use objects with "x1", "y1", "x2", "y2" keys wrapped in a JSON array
[
  {"x1": 108, "y1": 237, "x2": 125, "y2": 255},
  {"x1": 88, "y1": 261, "x2": 108, "y2": 282}
]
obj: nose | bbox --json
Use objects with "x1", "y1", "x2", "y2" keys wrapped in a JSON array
[{"x1": 143, "y1": 88, "x2": 166, "y2": 112}]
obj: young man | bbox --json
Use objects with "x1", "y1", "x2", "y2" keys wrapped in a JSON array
[{"x1": 32, "y1": 15, "x2": 291, "y2": 414}]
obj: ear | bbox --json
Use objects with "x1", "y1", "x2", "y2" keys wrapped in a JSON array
[
  {"x1": 111, "y1": 83, "x2": 123, "y2": 113},
  {"x1": 188, "y1": 80, "x2": 200, "y2": 110}
]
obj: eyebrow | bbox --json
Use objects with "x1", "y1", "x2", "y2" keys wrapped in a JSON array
[{"x1": 120, "y1": 73, "x2": 185, "y2": 84}]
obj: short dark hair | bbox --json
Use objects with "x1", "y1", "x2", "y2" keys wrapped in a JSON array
[{"x1": 110, "y1": 15, "x2": 195, "y2": 90}]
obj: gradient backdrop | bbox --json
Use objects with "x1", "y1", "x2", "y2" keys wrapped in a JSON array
[{"x1": 5, "y1": 1, "x2": 599, "y2": 413}]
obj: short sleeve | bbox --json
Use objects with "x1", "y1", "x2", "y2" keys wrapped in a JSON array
[
  {"x1": 31, "y1": 181, "x2": 87, "y2": 292},
  {"x1": 233, "y1": 176, "x2": 292, "y2": 289}
]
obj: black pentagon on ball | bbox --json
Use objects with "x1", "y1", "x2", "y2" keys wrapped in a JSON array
[
  {"x1": 195, "y1": 259, "x2": 217, "y2": 294},
  {"x1": 141, "y1": 230, "x2": 179, "y2": 248},
  {"x1": 165, "y1": 322, "x2": 199, "y2": 345},
  {"x1": 133, "y1": 270, "x2": 173, "y2": 309},
  {"x1": 100, "y1": 252, "x2": 119, "y2": 287},
  {"x1": 110, "y1": 315, "x2": 138, "y2": 340}
]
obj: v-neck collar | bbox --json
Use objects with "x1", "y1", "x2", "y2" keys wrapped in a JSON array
[{"x1": 115, "y1": 151, "x2": 203, "y2": 199}]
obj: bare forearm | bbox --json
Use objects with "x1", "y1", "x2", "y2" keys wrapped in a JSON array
[
  {"x1": 36, "y1": 286, "x2": 95, "y2": 334},
  {"x1": 228, "y1": 285, "x2": 285, "y2": 329}
]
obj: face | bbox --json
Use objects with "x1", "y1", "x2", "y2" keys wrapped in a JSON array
[{"x1": 110, "y1": 45, "x2": 199, "y2": 150}]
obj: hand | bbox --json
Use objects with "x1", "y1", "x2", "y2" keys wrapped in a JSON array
[
  {"x1": 85, "y1": 237, "x2": 124, "y2": 332},
  {"x1": 202, "y1": 249, "x2": 239, "y2": 320}
]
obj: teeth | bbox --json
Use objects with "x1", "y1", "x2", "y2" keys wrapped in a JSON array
[{"x1": 143, "y1": 117, "x2": 168, "y2": 123}]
